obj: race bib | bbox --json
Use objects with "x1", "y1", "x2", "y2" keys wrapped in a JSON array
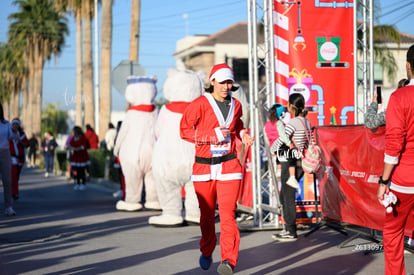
[{"x1": 210, "y1": 135, "x2": 231, "y2": 155}]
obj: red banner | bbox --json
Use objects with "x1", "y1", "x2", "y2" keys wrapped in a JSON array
[
  {"x1": 274, "y1": 0, "x2": 355, "y2": 126},
  {"x1": 318, "y1": 125, "x2": 414, "y2": 236}
]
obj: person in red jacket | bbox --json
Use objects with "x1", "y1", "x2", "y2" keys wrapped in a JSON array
[
  {"x1": 85, "y1": 124, "x2": 99, "y2": 149},
  {"x1": 377, "y1": 44, "x2": 414, "y2": 275},
  {"x1": 69, "y1": 126, "x2": 90, "y2": 190},
  {"x1": 9, "y1": 118, "x2": 29, "y2": 200},
  {"x1": 180, "y1": 63, "x2": 253, "y2": 275}
]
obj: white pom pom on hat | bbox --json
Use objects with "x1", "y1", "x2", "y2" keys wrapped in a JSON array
[{"x1": 209, "y1": 63, "x2": 234, "y2": 82}]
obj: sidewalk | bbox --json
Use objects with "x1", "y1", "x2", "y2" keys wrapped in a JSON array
[{"x1": 0, "y1": 167, "x2": 413, "y2": 274}]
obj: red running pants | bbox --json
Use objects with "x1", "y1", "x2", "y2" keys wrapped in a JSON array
[
  {"x1": 194, "y1": 179, "x2": 240, "y2": 268},
  {"x1": 11, "y1": 164, "x2": 23, "y2": 197},
  {"x1": 383, "y1": 190, "x2": 414, "y2": 275}
]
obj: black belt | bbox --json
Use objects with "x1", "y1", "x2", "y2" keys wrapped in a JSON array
[{"x1": 195, "y1": 152, "x2": 236, "y2": 165}]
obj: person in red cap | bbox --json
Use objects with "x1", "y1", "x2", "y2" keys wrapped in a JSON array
[
  {"x1": 180, "y1": 63, "x2": 253, "y2": 275},
  {"x1": 9, "y1": 118, "x2": 29, "y2": 200}
]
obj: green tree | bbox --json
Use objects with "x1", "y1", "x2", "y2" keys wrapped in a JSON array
[
  {"x1": 41, "y1": 103, "x2": 68, "y2": 136},
  {"x1": 0, "y1": 43, "x2": 13, "y2": 108},
  {"x1": 8, "y1": 0, "x2": 69, "y2": 137},
  {"x1": 372, "y1": 24, "x2": 401, "y2": 81},
  {"x1": 0, "y1": 41, "x2": 26, "y2": 119}
]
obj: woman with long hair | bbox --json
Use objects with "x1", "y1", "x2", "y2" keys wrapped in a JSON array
[
  {"x1": 68, "y1": 126, "x2": 90, "y2": 190},
  {"x1": 270, "y1": 93, "x2": 313, "y2": 241}
]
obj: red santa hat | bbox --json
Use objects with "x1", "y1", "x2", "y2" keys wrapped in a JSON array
[
  {"x1": 11, "y1": 117, "x2": 21, "y2": 126},
  {"x1": 209, "y1": 63, "x2": 234, "y2": 82}
]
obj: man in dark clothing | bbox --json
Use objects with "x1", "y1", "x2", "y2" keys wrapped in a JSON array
[
  {"x1": 41, "y1": 132, "x2": 58, "y2": 177},
  {"x1": 28, "y1": 133, "x2": 39, "y2": 167}
]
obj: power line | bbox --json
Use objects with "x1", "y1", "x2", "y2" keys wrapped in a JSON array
[
  {"x1": 140, "y1": 0, "x2": 244, "y2": 23},
  {"x1": 112, "y1": 1, "x2": 245, "y2": 28},
  {"x1": 380, "y1": 0, "x2": 414, "y2": 18},
  {"x1": 381, "y1": 0, "x2": 414, "y2": 11},
  {"x1": 391, "y1": 7, "x2": 414, "y2": 27}
]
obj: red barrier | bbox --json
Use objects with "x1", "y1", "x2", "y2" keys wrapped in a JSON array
[
  {"x1": 238, "y1": 141, "x2": 253, "y2": 208},
  {"x1": 317, "y1": 125, "x2": 414, "y2": 236}
]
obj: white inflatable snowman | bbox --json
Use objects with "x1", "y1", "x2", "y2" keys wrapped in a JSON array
[
  {"x1": 148, "y1": 68, "x2": 204, "y2": 226},
  {"x1": 113, "y1": 76, "x2": 160, "y2": 211}
]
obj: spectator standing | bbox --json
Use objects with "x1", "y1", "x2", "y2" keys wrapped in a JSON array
[
  {"x1": 28, "y1": 133, "x2": 38, "y2": 168},
  {"x1": 0, "y1": 103, "x2": 19, "y2": 216},
  {"x1": 104, "y1": 122, "x2": 117, "y2": 153},
  {"x1": 180, "y1": 63, "x2": 253, "y2": 275},
  {"x1": 112, "y1": 121, "x2": 125, "y2": 199},
  {"x1": 364, "y1": 78, "x2": 409, "y2": 130},
  {"x1": 41, "y1": 132, "x2": 58, "y2": 177},
  {"x1": 364, "y1": 94, "x2": 386, "y2": 129},
  {"x1": 270, "y1": 93, "x2": 313, "y2": 242},
  {"x1": 69, "y1": 126, "x2": 90, "y2": 190},
  {"x1": 65, "y1": 132, "x2": 74, "y2": 180},
  {"x1": 9, "y1": 118, "x2": 29, "y2": 200},
  {"x1": 85, "y1": 124, "x2": 99, "y2": 149},
  {"x1": 377, "y1": 44, "x2": 414, "y2": 275}
]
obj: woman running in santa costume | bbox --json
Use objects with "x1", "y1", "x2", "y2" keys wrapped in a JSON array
[{"x1": 180, "y1": 63, "x2": 253, "y2": 275}]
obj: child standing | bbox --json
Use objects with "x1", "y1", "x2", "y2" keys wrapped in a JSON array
[
  {"x1": 266, "y1": 103, "x2": 298, "y2": 188},
  {"x1": 68, "y1": 126, "x2": 90, "y2": 190}
]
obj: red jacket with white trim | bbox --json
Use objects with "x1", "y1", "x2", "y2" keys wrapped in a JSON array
[
  {"x1": 384, "y1": 84, "x2": 414, "y2": 188},
  {"x1": 180, "y1": 94, "x2": 245, "y2": 182},
  {"x1": 9, "y1": 132, "x2": 29, "y2": 165}
]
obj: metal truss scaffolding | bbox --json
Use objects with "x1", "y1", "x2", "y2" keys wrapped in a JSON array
[
  {"x1": 243, "y1": 0, "x2": 282, "y2": 230},
  {"x1": 244, "y1": 0, "x2": 373, "y2": 230},
  {"x1": 355, "y1": 0, "x2": 374, "y2": 123}
]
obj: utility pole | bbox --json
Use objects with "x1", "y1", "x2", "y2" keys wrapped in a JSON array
[
  {"x1": 129, "y1": 0, "x2": 141, "y2": 64},
  {"x1": 94, "y1": 0, "x2": 100, "y2": 133}
]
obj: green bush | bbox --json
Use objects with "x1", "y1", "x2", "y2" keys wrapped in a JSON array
[
  {"x1": 87, "y1": 149, "x2": 106, "y2": 178},
  {"x1": 51, "y1": 149, "x2": 111, "y2": 179},
  {"x1": 109, "y1": 159, "x2": 121, "y2": 182}
]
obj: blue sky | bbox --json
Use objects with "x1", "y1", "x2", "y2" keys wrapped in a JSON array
[{"x1": 0, "y1": 0, "x2": 413, "y2": 111}]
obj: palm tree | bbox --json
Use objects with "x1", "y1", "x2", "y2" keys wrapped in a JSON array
[
  {"x1": 99, "y1": 0, "x2": 114, "y2": 138},
  {"x1": 0, "y1": 43, "x2": 12, "y2": 117},
  {"x1": 8, "y1": 0, "x2": 68, "y2": 137},
  {"x1": 372, "y1": 24, "x2": 401, "y2": 81},
  {"x1": 82, "y1": 0, "x2": 95, "y2": 129},
  {"x1": 54, "y1": 0, "x2": 84, "y2": 127},
  {"x1": 0, "y1": 41, "x2": 26, "y2": 121},
  {"x1": 54, "y1": 0, "x2": 97, "y2": 129}
]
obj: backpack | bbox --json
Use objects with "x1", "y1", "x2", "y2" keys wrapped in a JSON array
[
  {"x1": 301, "y1": 143, "x2": 322, "y2": 174},
  {"x1": 293, "y1": 118, "x2": 322, "y2": 174}
]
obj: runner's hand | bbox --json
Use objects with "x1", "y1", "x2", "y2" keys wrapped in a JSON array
[
  {"x1": 242, "y1": 133, "x2": 254, "y2": 147},
  {"x1": 377, "y1": 183, "x2": 389, "y2": 205},
  {"x1": 220, "y1": 126, "x2": 230, "y2": 138}
]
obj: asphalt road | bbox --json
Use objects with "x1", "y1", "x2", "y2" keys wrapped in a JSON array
[{"x1": 1, "y1": 167, "x2": 413, "y2": 275}]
